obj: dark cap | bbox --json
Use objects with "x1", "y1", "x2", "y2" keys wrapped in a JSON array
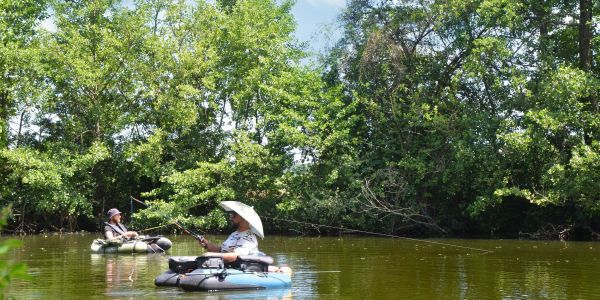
[{"x1": 107, "y1": 208, "x2": 121, "y2": 219}]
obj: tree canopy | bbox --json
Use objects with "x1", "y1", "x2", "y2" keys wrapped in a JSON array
[{"x1": 0, "y1": 0, "x2": 598, "y2": 239}]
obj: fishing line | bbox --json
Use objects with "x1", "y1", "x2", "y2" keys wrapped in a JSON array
[
  {"x1": 128, "y1": 263, "x2": 136, "y2": 282},
  {"x1": 130, "y1": 196, "x2": 205, "y2": 215},
  {"x1": 130, "y1": 197, "x2": 490, "y2": 254},
  {"x1": 291, "y1": 270, "x2": 341, "y2": 274},
  {"x1": 129, "y1": 196, "x2": 208, "y2": 239},
  {"x1": 138, "y1": 223, "x2": 173, "y2": 233},
  {"x1": 263, "y1": 216, "x2": 494, "y2": 254}
]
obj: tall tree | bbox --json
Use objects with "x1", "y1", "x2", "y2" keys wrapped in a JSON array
[
  {"x1": 0, "y1": 0, "x2": 46, "y2": 148},
  {"x1": 134, "y1": 0, "x2": 326, "y2": 231},
  {"x1": 578, "y1": 0, "x2": 592, "y2": 71}
]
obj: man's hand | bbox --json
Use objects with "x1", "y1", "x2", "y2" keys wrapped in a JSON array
[{"x1": 198, "y1": 237, "x2": 209, "y2": 249}]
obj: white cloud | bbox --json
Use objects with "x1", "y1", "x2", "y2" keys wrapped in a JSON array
[{"x1": 305, "y1": 0, "x2": 346, "y2": 8}]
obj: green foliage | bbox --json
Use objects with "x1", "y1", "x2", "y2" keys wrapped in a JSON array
[
  {"x1": 0, "y1": 205, "x2": 30, "y2": 296},
  {"x1": 0, "y1": 142, "x2": 109, "y2": 230},
  {"x1": 0, "y1": 0, "x2": 47, "y2": 149},
  {"x1": 322, "y1": 0, "x2": 600, "y2": 236},
  {"x1": 139, "y1": 130, "x2": 290, "y2": 230},
  {"x1": 1, "y1": 0, "x2": 598, "y2": 239}
]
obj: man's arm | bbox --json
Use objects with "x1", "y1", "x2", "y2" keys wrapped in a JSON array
[
  {"x1": 198, "y1": 237, "x2": 221, "y2": 252},
  {"x1": 201, "y1": 252, "x2": 238, "y2": 263}
]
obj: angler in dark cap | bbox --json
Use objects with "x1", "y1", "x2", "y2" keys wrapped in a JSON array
[{"x1": 104, "y1": 208, "x2": 139, "y2": 240}]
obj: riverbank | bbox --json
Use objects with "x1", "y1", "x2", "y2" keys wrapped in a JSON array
[{"x1": 3, "y1": 226, "x2": 599, "y2": 242}]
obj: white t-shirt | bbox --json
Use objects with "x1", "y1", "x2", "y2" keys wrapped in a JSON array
[{"x1": 220, "y1": 230, "x2": 259, "y2": 255}]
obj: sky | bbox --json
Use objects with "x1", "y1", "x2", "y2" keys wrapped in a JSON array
[
  {"x1": 28, "y1": 0, "x2": 347, "y2": 145},
  {"x1": 290, "y1": 0, "x2": 346, "y2": 53},
  {"x1": 41, "y1": 0, "x2": 347, "y2": 52}
]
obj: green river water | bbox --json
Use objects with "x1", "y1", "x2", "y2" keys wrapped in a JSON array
[{"x1": 4, "y1": 234, "x2": 600, "y2": 299}]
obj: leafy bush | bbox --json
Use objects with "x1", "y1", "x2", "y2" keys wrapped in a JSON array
[{"x1": 0, "y1": 205, "x2": 29, "y2": 298}]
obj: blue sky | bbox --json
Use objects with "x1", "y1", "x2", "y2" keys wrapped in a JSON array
[{"x1": 290, "y1": 0, "x2": 346, "y2": 54}]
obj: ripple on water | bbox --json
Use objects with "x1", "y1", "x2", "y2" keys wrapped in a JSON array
[{"x1": 5, "y1": 235, "x2": 600, "y2": 299}]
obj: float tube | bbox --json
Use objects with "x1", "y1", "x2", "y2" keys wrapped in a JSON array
[
  {"x1": 155, "y1": 255, "x2": 291, "y2": 291},
  {"x1": 90, "y1": 236, "x2": 172, "y2": 254}
]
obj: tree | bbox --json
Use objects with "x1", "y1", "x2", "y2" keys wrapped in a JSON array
[
  {"x1": 134, "y1": 0, "x2": 332, "y2": 232},
  {"x1": 0, "y1": 0, "x2": 46, "y2": 148},
  {"x1": 325, "y1": 0, "x2": 599, "y2": 237}
]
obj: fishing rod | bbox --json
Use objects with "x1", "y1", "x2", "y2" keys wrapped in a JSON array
[
  {"x1": 130, "y1": 196, "x2": 148, "y2": 208},
  {"x1": 130, "y1": 196, "x2": 205, "y2": 241},
  {"x1": 172, "y1": 221, "x2": 204, "y2": 241},
  {"x1": 129, "y1": 196, "x2": 148, "y2": 230},
  {"x1": 263, "y1": 216, "x2": 494, "y2": 254}
]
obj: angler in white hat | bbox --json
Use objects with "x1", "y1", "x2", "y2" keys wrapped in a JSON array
[
  {"x1": 198, "y1": 201, "x2": 292, "y2": 273},
  {"x1": 198, "y1": 201, "x2": 263, "y2": 263}
]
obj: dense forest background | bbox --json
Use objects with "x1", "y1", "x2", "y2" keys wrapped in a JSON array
[{"x1": 1, "y1": 0, "x2": 598, "y2": 239}]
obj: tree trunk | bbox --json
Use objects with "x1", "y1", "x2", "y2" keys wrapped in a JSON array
[
  {"x1": 0, "y1": 91, "x2": 9, "y2": 149},
  {"x1": 16, "y1": 109, "x2": 26, "y2": 147},
  {"x1": 534, "y1": 0, "x2": 549, "y2": 61},
  {"x1": 578, "y1": 0, "x2": 592, "y2": 71},
  {"x1": 578, "y1": 0, "x2": 594, "y2": 145}
]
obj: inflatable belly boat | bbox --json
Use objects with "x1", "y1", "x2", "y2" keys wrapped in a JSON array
[
  {"x1": 90, "y1": 236, "x2": 172, "y2": 254},
  {"x1": 155, "y1": 255, "x2": 291, "y2": 291}
]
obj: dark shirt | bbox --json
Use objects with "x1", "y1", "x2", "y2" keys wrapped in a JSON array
[{"x1": 104, "y1": 222, "x2": 128, "y2": 239}]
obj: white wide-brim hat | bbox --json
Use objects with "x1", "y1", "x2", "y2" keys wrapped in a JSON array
[{"x1": 220, "y1": 201, "x2": 264, "y2": 239}]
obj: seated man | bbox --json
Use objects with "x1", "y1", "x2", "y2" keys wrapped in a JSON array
[
  {"x1": 198, "y1": 205, "x2": 290, "y2": 273},
  {"x1": 198, "y1": 210, "x2": 259, "y2": 263},
  {"x1": 104, "y1": 208, "x2": 139, "y2": 240}
]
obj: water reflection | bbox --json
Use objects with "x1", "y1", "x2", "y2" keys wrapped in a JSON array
[
  {"x1": 90, "y1": 254, "x2": 161, "y2": 296},
  {"x1": 6, "y1": 235, "x2": 600, "y2": 299},
  {"x1": 181, "y1": 289, "x2": 292, "y2": 300}
]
